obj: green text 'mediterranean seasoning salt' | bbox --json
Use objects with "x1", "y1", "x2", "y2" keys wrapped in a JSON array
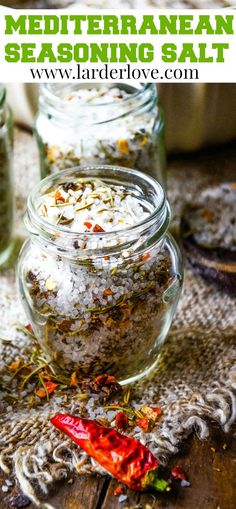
[
  {"x1": 18, "y1": 166, "x2": 182, "y2": 384},
  {"x1": 35, "y1": 84, "x2": 166, "y2": 186},
  {"x1": 0, "y1": 84, "x2": 14, "y2": 267}
]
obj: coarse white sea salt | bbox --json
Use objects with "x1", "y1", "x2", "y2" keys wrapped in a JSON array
[
  {"x1": 38, "y1": 177, "x2": 152, "y2": 236},
  {"x1": 118, "y1": 494, "x2": 128, "y2": 502},
  {"x1": 5, "y1": 480, "x2": 13, "y2": 487}
]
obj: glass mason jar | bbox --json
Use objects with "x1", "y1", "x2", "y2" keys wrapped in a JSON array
[
  {"x1": 0, "y1": 84, "x2": 14, "y2": 267},
  {"x1": 35, "y1": 83, "x2": 166, "y2": 186},
  {"x1": 18, "y1": 165, "x2": 182, "y2": 385}
]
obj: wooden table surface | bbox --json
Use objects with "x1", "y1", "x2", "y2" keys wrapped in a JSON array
[
  {"x1": 1, "y1": 143, "x2": 236, "y2": 508},
  {"x1": 1, "y1": 425, "x2": 235, "y2": 509}
]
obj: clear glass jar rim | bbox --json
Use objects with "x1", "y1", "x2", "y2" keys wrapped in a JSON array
[
  {"x1": 39, "y1": 83, "x2": 158, "y2": 126},
  {"x1": 26, "y1": 165, "x2": 170, "y2": 244},
  {"x1": 41, "y1": 82, "x2": 157, "y2": 109},
  {"x1": 0, "y1": 84, "x2": 5, "y2": 107}
]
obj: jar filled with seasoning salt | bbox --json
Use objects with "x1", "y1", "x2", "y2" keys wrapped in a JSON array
[
  {"x1": 0, "y1": 84, "x2": 14, "y2": 267},
  {"x1": 35, "y1": 83, "x2": 166, "y2": 186},
  {"x1": 18, "y1": 165, "x2": 182, "y2": 384}
]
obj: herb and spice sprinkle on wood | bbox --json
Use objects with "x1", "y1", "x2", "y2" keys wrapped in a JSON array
[{"x1": 1, "y1": 324, "x2": 189, "y2": 498}]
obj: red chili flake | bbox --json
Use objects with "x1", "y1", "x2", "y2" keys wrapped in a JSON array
[
  {"x1": 103, "y1": 255, "x2": 110, "y2": 261},
  {"x1": 93, "y1": 224, "x2": 105, "y2": 233},
  {"x1": 8, "y1": 359, "x2": 21, "y2": 372},
  {"x1": 103, "y1": 288, "x2": 113, "y2": 296},
  {"x1": 153, "y1": 407, "x2": 162, "y2": 415},
  {"x1": 81, "y1": 374, "x2": 122, "y2": 402},
  {"x1": 115, "y1": 412, "x2": 129, "y2": 431},
  {"x1": 137, "y1": 416, "x2": 150, "y2": 432},
  {"x1": 26, "y1": 324, "x2": 33, "y2": 333},
  {"x1": 84, "y1": 221, "x2": 92, "y2": 229},
  {"x1": 140, "y1": 406, "x2": 163, "y2": 426},
  {"x1": 36, "y1": 381, "x2": 58, "y2": 399},
  {"x1": 55, "y1": 190, "x2": 65, "y2": 203},
  {"x1": 171, "y1": 465, "x2": 187, "y2": 481},
  {"x1": 70, "y1": 372, "x2": 78, "y2": 387},
  {"x1": 142, "y1": 251, "x2": 151, "y2": 262},
  {"x1": 95, "y1": 374, "x2": 116, "y2": 386},
  {"x1": 113, "y1": 486, "x2": 124, "y2": 497}
]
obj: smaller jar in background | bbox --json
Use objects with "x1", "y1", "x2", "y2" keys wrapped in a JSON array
[
  {"x1": 18, "y1": 165, "x2": 182, "y2": 385},
  {"x1": 35, "y1": 83, "x2": 166, "y2": 186},
  {"x1": 0, "y1": 84, "x2": 14, "y2": 267}
]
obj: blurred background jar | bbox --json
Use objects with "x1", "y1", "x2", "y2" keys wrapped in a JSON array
[
  {"x1": 6, "y1": 82, "x2": 236, "y2": 155},
  {"x1": 0, "y1": 84, "x2": 14, "y2": 267},
  {"x1": 159, "y1": 83, "x2": 236, "y2": 152},
  {"x1": 34, "y1": 83, "x2": 166, "y2": 185}
]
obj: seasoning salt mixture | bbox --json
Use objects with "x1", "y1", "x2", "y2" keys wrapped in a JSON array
[
  {"x1": 36, "y1": 84, "x2": 165, "y2": 183},
  {"x1": 38, "y1": 176, "x2": 151, "y2": 236},
  {"x1": 182, "y1": 183, "x2": 236, "y2": 251},
  {"x1": 180, "y1": 183, "x2": 236, "y2": 294},
  {"x1": 19, "y1": 171, "x2": 182, "y2": 384}
]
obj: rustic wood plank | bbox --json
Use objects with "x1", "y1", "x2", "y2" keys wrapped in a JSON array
[
  {"x1": 138, "y1": 425, "x2": 236, "y2": 509},
  {"x1": 0, "y1": 426, "x2": 235, "y2": 509},
  {"x1": 0, "y1": 473, "x2": 108, "y2": 509},
  {"x1": 49, "y1": 474, "x2": 109, "y2": 509},
  {"x1": 100, "y1": 478, "x2": 140, "y2": 509}
]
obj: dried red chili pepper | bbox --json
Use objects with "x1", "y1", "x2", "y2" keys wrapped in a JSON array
[
  {"x1": 113, "y1": 486, "x2": 124, "y2": 497},
  {"x1": 25, "y1": 323, "x2": 33, "y2": 334},
  {"x1": 51, "y1": 414, "x2": 170, "y2": 492},
  {"x1": 137, "y1": 416, "x2": 150, "y2": 432},
  {"x1": 36, "y1": 381, "x2": 58, "y2": 398},
  {"x1": 171, "y1": 465, "x2": 186, "y2": 481},
  {"x1": 81, "y1": 374, "x2": 122, "y2": 401}
]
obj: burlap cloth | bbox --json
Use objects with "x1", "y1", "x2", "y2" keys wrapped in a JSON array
[{"x1": 0, "y1": 129, "x2": 235, "y2": 508}]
